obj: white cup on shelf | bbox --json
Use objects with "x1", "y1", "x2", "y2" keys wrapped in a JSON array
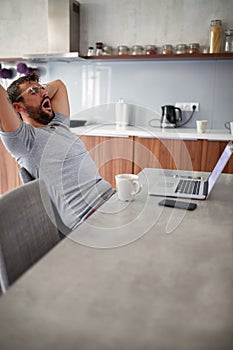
[{"x1": 196, "y1": 120, "x2": 208, "y2": 133}]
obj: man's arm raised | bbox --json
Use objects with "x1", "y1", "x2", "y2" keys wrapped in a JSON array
[
  {"x1": 45, "y1": 79, "x2": 70, "y2": 118},
  {"x1": 0, "y1": 85, "x2": 21, "y2": 132}
]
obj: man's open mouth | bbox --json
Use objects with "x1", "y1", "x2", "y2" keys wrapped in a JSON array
[{"x1": 41, "y1": 97, "x2": 52, "y2": 111}]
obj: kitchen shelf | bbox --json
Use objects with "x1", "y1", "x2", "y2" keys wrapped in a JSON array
[
  {"x1": 81, "y1": 52, "x2": 233, "y2": 62},
  {"x1": 1, "y1": 53, "x2": 233, "y2": 64}
]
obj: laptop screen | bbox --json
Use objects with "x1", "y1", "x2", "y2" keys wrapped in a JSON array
[{"x1": 208, "y1": 142, "x2": 233, "y2": 195}]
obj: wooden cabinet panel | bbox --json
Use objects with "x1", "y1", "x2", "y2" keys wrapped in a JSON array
[
  {"x1": 1, "y1": 136, "x2": 232, "y2": 196},
  {"x1": 201, "y1": 140, "x2": 233, "y2": 173},
  {"x1": 133, "y1": 138, "x2": 203, "y2": 174},
  {"x1": 79, "y1": 135, "x2": 134, "y2": 188},
  {"x1": 0, "y1": 140, "x2": 22, "y2": 195}
]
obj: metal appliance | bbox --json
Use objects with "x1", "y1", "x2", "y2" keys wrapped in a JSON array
[
  {"x1": 161, "y1": 105, "x2": 182, "y2": 128},
  {"x1": 48, "y1": 0, "x2": 80, "y2": 53}
]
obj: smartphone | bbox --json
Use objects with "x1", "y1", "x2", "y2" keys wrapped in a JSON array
[{"x1": 158, "y1": 199, "x2": 197, "y2": 211}]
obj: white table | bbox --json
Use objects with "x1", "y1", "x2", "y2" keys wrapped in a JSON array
[{"x1": 0, "y1": 169, "x2": 233, "y2": 350}]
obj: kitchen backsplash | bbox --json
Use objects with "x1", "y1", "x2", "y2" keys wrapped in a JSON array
[{"x1": 42, "y1": 58, "x2": 233, "y2": 130}]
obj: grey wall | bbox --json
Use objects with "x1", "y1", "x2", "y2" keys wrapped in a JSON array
[
  {"x1": 0, "y1": 0, "x2": 233, "y2": 129},
  {"x1": 79, "y1": 0, "x2": 233, "y2": 56}
]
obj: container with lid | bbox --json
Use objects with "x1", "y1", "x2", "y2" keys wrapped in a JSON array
[
  {"x1": 209, "y1": 20, "x2": 222, "y2": 53},
  {"x1": 95, "y1": 42, "x2": 103, "y2": 56},
  {"x1": 224, "y1": 29, "x2": 233, "y2": 52},
  {"x1": 102, "y1": 45, "x2": 113, "y2": 55},
  {"x1": 162, "y1": 44, "x2": 173, "y2": 54},
  {"x1": 117, "y1": 45, "x2": 129, "y2": 55},
  {"x1": 175, "y1": 44, "x2": 188, "y2": 54},
  {"x1": 87, "y1": 46, "x2": 95, "y2": 56},
  {"x1": 131, "y1": 45, "x2": 144, "y2": 55},
  {"x1": 145, "y1": 45, "x2": 157, "y2": 55},
  {"x1": 188, "y1": 43, "x2": 200, "y2": 54}
]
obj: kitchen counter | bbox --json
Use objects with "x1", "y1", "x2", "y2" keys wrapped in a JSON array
[{"x1": 71, "y1": 123, "x2": 233, "y2": 141}]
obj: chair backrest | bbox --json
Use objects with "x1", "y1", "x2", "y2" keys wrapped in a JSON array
[
  {"x1": 0, "y1": 179, "x2": 61, "y2": 293},
  {"x1": 18, "y1": 167, "x2": 71, "y2": 237}
]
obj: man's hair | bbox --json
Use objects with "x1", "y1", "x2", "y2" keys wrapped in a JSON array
[{"x1": 7, "y1": 71, "x2": 40, "y2": 103}]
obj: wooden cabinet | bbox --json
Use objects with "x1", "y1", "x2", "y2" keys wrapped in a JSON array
[
  {"x1": 133, "y1": 137, "x2": 233, "y2": 174},
  {"x1": 79, "y1": 135, "x2": 134, "y2": 188},
  {"x1": 1, "y1": 136, "x2": 233, "y2": 195},
  {"x1": 201, "y1": 140, "x2": 233, "y2": 173},
  {"x1": 0, "y1": 140, "x2": 21, "y2": 195},
  {"x1": 133, "y1": 138, "x2": 204, "y2": 174}
]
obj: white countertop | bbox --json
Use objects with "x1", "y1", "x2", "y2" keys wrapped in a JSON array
[{"x1": 71, "y1": 123, "x2": 233, "y2": 141}]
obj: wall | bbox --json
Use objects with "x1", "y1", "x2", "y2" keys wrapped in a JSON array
[
  {"x1": 0, "y1": 0, "x2": 48, "y2": 57},
  {"x1": 79, "y1": 0, "x2": 233, "y2": 56},
  {"x1": 1, "y1": 0, "x2": 233, "y2": 58},
  {"x1": 0, "y1": 0, "x2": 233, "y2": 130},
  {"x1": 46, "y1": 58, "x2": 233, "y2": 129}
]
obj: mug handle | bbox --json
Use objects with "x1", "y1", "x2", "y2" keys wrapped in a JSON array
[
  {"x1": 131, "y1": 181, "x2": 142, "y2": 195},
  {"x1": 225, "y1": 122, "x2": 230, "y2": 130}
]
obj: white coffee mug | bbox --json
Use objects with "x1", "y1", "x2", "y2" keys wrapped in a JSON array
[
  {"x1": 196, "y1": 120, "x2": 208, "y2": 133},
  {"x1": 115, "y1": 174, "x2": 142, "y2": 202},
  {"x1": 225, "y1": 121, "x2": 233, "y2": 135}
]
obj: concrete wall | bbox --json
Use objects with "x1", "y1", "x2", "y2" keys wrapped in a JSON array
[
  {"x1": 0, "y1": 0, "x2": 233, "y2": 129},
  {"x1": 1, "y1": 0, "x2": 233, "y2": 56},
  {"x1": 79, "y1": 0, "x2": 233, "y2": 56}
]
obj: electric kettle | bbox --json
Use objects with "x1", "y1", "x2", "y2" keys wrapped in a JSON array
[{"x1": 161, "y1": 105, "x2": 182, "y2": 128}]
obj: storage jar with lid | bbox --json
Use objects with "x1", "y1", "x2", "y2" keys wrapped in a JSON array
[
  {"x1": 87, "y1": 46, "x2": 95, "y2": 56},
  {"x1": 145, "y1": 45, "x2": 157, "y2": 55},
  {"x1": 95, "y1": 42, "x2": 103, "y2": 55},
  {"x1": 209, "y1": 20, "x2": 222, "y2": 53},
  {"x1": 188, "y1": 43, "x2": 200, "y2": 54},
  {"x1": 102, "y1": 45, "x2": 113, "y2": 55},
  {"x1": 162, "y1": 44, "x2": 173, "y2": 54},
  {"x1": 131, "y1": 45, "x2": 144, "y2": 55},
  {"x1": 175, "y1": 44, "x2": 188, "y2": 54},
  {"x1": 117, "y1": 45, "x2": 129, "y2": 55},
  {"x1": 224, "y1": 29, "x2": 233, "y2": 52}
]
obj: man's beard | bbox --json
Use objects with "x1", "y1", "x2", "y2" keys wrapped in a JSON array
[{"x1": 24, "y1": 104, "x2": 55, "y2": 125}]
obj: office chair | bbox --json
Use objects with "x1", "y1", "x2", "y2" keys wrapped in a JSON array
[{"x1": 0, "y1": 179, "x2": 61, "y2": 294}]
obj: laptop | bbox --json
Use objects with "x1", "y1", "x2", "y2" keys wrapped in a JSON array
[{"x1": 149, "y1": 141, "x2": 233, "y2": 200}]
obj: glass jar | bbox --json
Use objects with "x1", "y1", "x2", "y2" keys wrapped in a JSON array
[
  {"x1": 188, "y1": 43, "x2": 200, "y2": 54},
  {"x1": 102, "y1": 45, "x2": 113, "y2": 55},
  {"x1": 162, "y1": 44, "x2": 173, "y2": 54},
  {"x1": 95, "y1": 42, "x2": 103, "y2": 56},
  {"x1": 209, "y1": 20, "x2": 222, "y2": 53},
  {"x1": 117, "y1": 45, "x2": 129, "y2": 55},
  {"x1": 131, "y1": 45, "x2": 144, "y2": 55},
  {"x1": 176, "y1": 44, "x2": 188, "y2": 54},
  {"x1": 87, "y1": 46, "x2": 95, "y2": 56},
  {"x1": 145, "y1": 45, "x2": 157, "y2": 55},
  {"x1": 224, "y1": 29, "x2": 233, "y2": 52}
]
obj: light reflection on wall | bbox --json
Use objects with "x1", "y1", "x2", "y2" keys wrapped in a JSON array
[{"x1": 81, "y1": 64, "x2": 112, "y2": 110}]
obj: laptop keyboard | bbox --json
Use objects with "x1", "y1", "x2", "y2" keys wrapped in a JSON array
[{"x1": 175, "y1": 179, "x2": 201, "y2": 195}]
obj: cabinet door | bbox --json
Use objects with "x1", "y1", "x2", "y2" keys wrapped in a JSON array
[
  {"x1": 201, "y1": 140, "x2": 233, "y2": 173},
  {"x1": 133, "y1": 138, "x2": 203, "y2": 174},
  {"x1": 0, "y1": 140, "x2": 22, "y2": 194},
  {"x1": 79, "y1": 135, "x2": 134, "y2": 188}
]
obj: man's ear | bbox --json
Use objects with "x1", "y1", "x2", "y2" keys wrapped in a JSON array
[{"x1": 13, "y1": 102, "x2": 25, "y2": 114}]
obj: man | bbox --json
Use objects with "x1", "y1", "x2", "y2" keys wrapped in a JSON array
[{"x1": 0, "y1": 72, "x2": 114, "y2": 232}]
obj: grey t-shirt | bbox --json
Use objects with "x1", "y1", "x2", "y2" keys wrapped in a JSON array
[{"x1": 0, "y1": 113, "x2": 113, "y2": 230}]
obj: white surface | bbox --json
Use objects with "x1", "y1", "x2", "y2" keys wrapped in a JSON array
[{"x1": 72, "y1": 123, "x2": 233, "y2": 141}]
